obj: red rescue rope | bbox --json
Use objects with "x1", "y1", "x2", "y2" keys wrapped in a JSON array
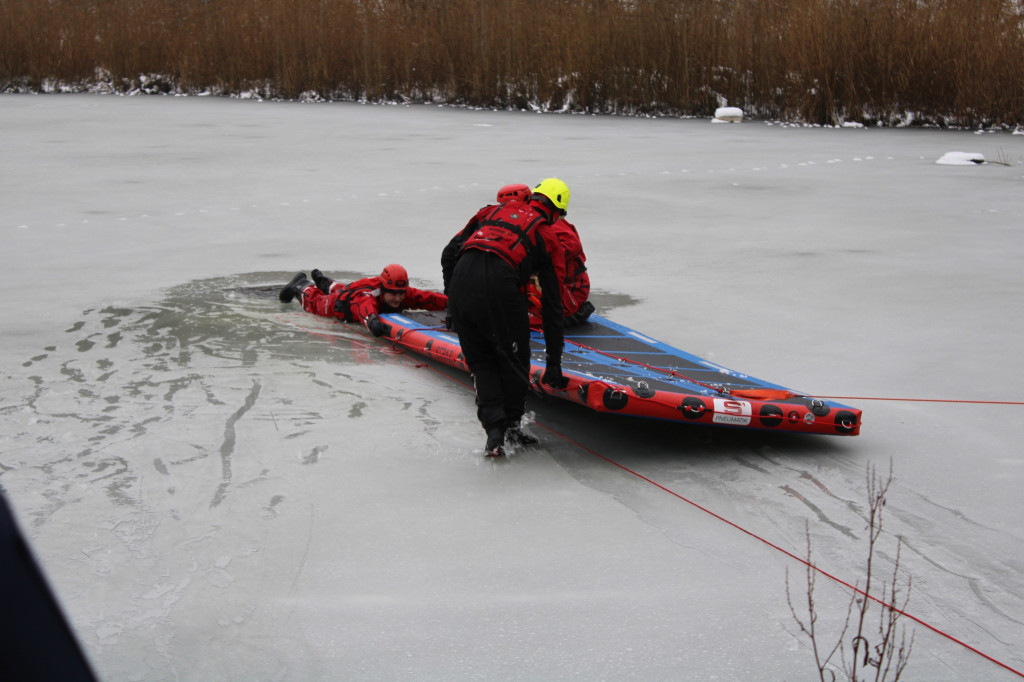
[
  {"x1": 816, "y1": 395, "x2": 1024, "y2": 405},
  {"x1": 386, "y1": 324, "x2": 1024, "y2": 409},
  {"x1": 391, "y1": 327, "x2": 1024, "y2": 407},
  {"x1": 538, "y1": 424, "x2": 1024, "y2": 679},
  {"x1": 564, "y1": 339, "x2": 1024, "y2": 406},
  {"x1": 384, "y1": 334, "x2": 1022, "y2": 677}
]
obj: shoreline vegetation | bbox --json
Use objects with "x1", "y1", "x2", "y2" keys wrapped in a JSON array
[{"x1": 2, "y1": 0, "x2": 1022, "y2": 128}]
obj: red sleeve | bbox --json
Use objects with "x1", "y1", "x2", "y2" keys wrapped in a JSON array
[
  {"x1": 349, "y1": 291, "x2": 381, "y2": 324},
  {"x1": 553, "y1": 219, "x2": 588, "y2": 317},
  {"x1": 539, "y1": 224, "x2": 567, "y2": 291},
  {"x1": 401, "y1": 288, "x2": 448, "y2": 311},
  {"x1": 555, "y1": 219, "x2": 584, "y2": 265},
  {"x1": 560, "y1": 287, "x2": 582, "y2": 318}
]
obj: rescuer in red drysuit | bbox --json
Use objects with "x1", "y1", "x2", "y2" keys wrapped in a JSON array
[
  {"x1": 278, "y1": 264, "x2": 447, "y2": 337},
  {"x1": 441, "y1": 178, "x2": 572, "y2": 457},
  {"x1": 497, "y1": 184, "x2": 594, "y2": 328}
]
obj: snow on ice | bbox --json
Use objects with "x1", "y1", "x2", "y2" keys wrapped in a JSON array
[{"x1": 1, "y1": 94, "x2": 1023, "y2": 681}]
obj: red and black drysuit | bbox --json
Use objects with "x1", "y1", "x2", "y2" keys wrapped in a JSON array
[
  {"x1": 441, "y1": 197, "x2": 567, "y2": 438},
  {"x1": 299, "y1": 276, "x2": 447, "y2": 330},
  {"x1": 526, "y1": 216, "x2": 592, "y2": 327}
]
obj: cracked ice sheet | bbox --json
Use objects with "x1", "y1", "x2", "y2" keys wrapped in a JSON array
[{"x1": 2, "y1": 94, "x2": 1024, "y2": 681}]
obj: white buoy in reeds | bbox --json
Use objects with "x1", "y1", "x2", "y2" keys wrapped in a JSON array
[{"x1": 713, "y1": 107, "x2": 743, "y2": 123}]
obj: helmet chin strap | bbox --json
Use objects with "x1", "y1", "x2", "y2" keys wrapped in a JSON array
[{"x1": 531, "y1": 194, "x2": 559, "y2": 219}]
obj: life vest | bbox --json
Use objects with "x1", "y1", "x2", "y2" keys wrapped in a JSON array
[
  {"x1": 332, "y1": 279, "x2": 379, "y2": 321},
  {"x1": 460, "y1": 203, "x2": 547, "y2": 271}
]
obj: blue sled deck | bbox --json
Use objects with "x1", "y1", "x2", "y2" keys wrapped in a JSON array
[{"x1": 381, "y1": 310, "x2": 861, "y2": 436}]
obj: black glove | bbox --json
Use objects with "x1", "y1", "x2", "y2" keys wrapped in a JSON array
[
  {"x1": 541, "y1": 360, "x2": 569, "y2": 389},
  {"x1": 444, "y1": 311, "x2": 454, "y2": 331},
  {"x1": 366, "y1": 314, "x2": 391, "y2": 338}
]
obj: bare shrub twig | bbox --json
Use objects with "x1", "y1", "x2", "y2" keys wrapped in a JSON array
[{"x1": 787, "y1": 461, "x2": 915, "y2": 681}]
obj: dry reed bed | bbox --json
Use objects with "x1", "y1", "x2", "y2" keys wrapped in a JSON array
[{"x1": 2, "y1": 0, "x2": 1022, "y2": 126}]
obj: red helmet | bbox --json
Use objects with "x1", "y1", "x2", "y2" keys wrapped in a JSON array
[
  {"x1": 496, "y1": 183, "x2": 531, "y2": 203},
  {"x1": 379, "y1": 264, "x2": 409, "y2": 292}
]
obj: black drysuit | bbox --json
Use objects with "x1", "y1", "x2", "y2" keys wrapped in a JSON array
[{"x1": 442, "y1": 199, "x2": 565, "y2": 434}]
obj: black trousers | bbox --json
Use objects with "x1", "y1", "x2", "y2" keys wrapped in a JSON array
[{"x1": 448, "y1": 250, "x2": 532, "y2": 433}]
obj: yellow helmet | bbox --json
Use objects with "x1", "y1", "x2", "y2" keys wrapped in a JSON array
[{"x1": 532, "y1": 178, "x2": 570, "y2": 214}]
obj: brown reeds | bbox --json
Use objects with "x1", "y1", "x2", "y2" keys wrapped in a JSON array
[{"x1": 2, "y1": 0, "x2": 1022, "y2": 126}]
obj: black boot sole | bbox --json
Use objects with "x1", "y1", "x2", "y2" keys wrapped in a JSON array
[{"x1": 279, "y1": 272, "x2": 308, "y2": 303}]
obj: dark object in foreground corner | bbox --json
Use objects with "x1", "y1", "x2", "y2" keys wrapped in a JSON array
[{"x1": 0, "y1": 493, "x2": 99, "y2": 682}]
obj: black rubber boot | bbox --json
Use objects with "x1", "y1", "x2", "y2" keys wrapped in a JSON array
[
  {"x1": 484, "y1": 425, "x2": 506, "y2": 458},
  {"x1": 311, "y1": 268, "x2": 334, "y2": 295},
  {"x1": 565, "y1": 300, "x2": 596, "y2": 327},
  {"x1": 505, "y1": 423, "x2": 539, "y2": 446},
  {"x1": 279, "y1": 272, "x2": 313, "y2": 303}
]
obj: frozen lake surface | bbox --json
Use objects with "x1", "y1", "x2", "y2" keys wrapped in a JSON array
[{"x1": 2, "y1": 94, "x2": 1023, "y2": 680}]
